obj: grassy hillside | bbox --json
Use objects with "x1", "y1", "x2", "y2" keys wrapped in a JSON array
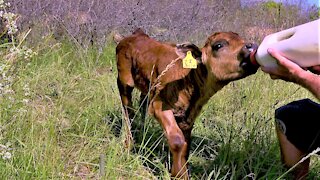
[{"x1": 0, "y1": 38, "x2": 319, "y2": 179}]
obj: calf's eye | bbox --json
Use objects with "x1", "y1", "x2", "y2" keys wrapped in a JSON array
[{"x1": 212, "y1": 43, "x2": 224, "y2": 51}]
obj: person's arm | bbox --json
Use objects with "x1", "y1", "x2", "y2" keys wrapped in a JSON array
[{"x1": 261, "y1": 48, "x2": 320, "y2": 100}]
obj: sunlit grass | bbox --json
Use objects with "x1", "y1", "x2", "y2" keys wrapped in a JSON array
[{"x1": 0, "y1": 40, "x2": 318, "y2": 179}]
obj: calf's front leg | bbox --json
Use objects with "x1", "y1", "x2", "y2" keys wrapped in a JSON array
[{"x1": 152, "y1": 99, "x2": 189, "y2": 179}]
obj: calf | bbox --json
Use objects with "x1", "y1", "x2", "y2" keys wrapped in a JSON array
[{"x1": 115, "y1": 29, "x2": 257, "y2": 179}]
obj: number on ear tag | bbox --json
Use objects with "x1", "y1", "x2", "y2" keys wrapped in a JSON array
[{"x1": 182, "y1": 51, "x2": 197, "y2": 69}]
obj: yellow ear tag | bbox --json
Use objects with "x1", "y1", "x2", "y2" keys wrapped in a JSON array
[{"x1": 182, "y1": 51, "x2": 197, "y2": 69}]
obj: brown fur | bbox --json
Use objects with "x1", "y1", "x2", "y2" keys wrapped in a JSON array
[{"x1": 116, "y1": 29, "x2": 257, "y2": 179}]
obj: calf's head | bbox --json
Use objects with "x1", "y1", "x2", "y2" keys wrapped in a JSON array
[{"x1": 178, "y1": 32, "x2": 258, "y2": 83}]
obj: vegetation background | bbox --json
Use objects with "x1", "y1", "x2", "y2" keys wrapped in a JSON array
[{"x1": 0, "y1": 0, "x2": 319, "y2": 179}]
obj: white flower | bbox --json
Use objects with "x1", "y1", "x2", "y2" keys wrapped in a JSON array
[
  {"x1": 9, "y1": 46, "x2": 18, "y2": 53},
  {"x1": 22, "y1": 99, "x2": 29, "y2": 104},
  {"x1": 2, "y1": 152, "x2": 11, "y2": 160},
  {"x1": 23, "y1": 84, "x2": 30, "y2": 96}
]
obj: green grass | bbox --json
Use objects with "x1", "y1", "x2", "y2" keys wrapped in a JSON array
[{"x1": 0, "y1": 39, "x2": 319, "y2": 179}]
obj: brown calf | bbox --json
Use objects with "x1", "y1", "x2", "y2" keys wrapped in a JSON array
[{"x1": 115, "y1": 29, "x2": 257, "y2": 179}]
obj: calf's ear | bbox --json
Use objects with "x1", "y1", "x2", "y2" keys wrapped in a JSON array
[{"x1": 176, "y1": 42, "x2": 202, "y2": 63}]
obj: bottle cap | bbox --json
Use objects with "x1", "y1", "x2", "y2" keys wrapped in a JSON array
[{"x1": 249, "y1": 49, "x2": 260, "y2": 67}]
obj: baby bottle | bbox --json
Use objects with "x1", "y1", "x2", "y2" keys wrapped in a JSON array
[{"x1": 250, "y1": 19, "x2": 320, "y2": 68}]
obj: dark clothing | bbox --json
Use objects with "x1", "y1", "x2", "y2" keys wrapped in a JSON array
[{"x1": 275, "y1": 98, "x2": 320, "y2": 154}]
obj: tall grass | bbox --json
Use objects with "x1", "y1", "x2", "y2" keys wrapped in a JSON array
[
  {"x1": 0, "y1": 40, "x2": 155, "y2": 179},
  {"x1": 0, "y1": 38, "x2": 319, "y2": 179}
]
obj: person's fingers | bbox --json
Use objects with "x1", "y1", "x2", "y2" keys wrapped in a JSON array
[
  {"x1": 261, "y1": 66, "x2": 280, "y2": 79},
  {"x1": 260, "y1": 66, "x2": 267, "y2": 73},
  {"x1": 267, "y1": 48, "x2": 286, "y2": 64},
  {"x1": 270, "y1": 74, "x2": 279, "y2": 79},
  {"x1": 261, "y1": 66, "x2": 276, "y2": 74},
  {"x1": 267, "y1": 48, "x2": 302, "y2": 69},
  {"x1": 260, "y1": 65, "x2": 271, "y2": 72},
  {"x1": 312, "y1": 65, "x2": 320, "y2": 70},
  {"x1": 308, "y1": 65, "x2": 320, "y2": 75}
]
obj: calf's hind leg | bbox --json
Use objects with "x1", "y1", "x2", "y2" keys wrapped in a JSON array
[
  {"x1": 116, "y1": 50, "x2": 135, "y2": 119},
  {"x1": 117, "y1": 76, "x2": 134, "y2": 119},
  {"x1": 139, "y1": 93, "x2": 148, "y2": 118}
]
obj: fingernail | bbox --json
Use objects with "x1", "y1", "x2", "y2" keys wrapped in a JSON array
[{"x1": 267, "y1": 48, "x2": 274, "y2": 53}]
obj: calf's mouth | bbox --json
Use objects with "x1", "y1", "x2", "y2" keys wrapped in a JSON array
[{"x1": 239, "y1": 43, "x2": 259, "y2": 75}]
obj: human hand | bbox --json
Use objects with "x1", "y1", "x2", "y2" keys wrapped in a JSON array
[
  {"x1": 261, "y1": 49, "x2": 320, "y2": 99},
  {"x1": 308, "y1": 65, "x2": 320, "y2": 75},
  {"x1": 260, "y1": 48, "x2": 305, "y2": 83}
]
